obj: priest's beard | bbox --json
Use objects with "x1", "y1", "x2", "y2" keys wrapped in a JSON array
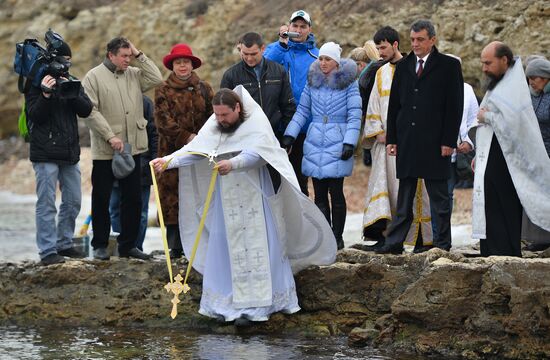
[
  {"x1": 217, "y1": 118, "x2": 244, "y2": 134},
  {"x1": 481, "y1": 73, "x2": 504, "y2": 91}
]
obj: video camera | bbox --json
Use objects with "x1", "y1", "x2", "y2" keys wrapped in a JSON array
[{"x1": 14, "y1": 29, "x2": 81, "y2": 99}]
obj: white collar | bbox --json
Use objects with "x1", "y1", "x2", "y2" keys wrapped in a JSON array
[{"x1": 416, "y1": 53, "x2": 430, "y2": 64}]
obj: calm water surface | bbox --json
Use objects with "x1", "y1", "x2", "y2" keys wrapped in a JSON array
[{"x1": 0, "y1": 325, "x2": 426, "y2": 360}]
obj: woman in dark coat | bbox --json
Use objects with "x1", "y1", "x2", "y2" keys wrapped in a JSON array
[
  {"x1": 522, "y1": 58, "x2": 550, "y2": 251},
  {"x1": 155, "y1": 43, "x2": 214, "y2": 258}
]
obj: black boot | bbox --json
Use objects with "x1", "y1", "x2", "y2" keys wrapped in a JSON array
[{"x1": 332, "y1": 203, "x2": 346, "y2": 250}]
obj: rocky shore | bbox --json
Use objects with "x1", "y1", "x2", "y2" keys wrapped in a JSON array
[{"x1": 2, "y1": 249, "x2": 549, "y2": 359}]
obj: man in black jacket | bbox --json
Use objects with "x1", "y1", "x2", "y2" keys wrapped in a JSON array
[
  {"x1": 221, "y1": 32, "x2": 296, "y2": 140},
  {"x1": 221, "y1": 32, "x2": 296, "y2": 191},
  {"x1": 24, "y1": 40, "x2": 93, "y2": 265},
  {"x1": 377, "y1": 20, "x2": 463, "y2": 254}
]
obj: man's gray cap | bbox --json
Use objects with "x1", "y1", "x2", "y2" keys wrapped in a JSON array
[{"x1": 112, "y1": 143, "x2": 135, "y2": 179}]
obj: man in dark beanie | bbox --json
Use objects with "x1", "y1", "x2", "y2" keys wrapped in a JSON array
[{"x1": 24, "y1": 38, "x2": 93, "y2": 265}]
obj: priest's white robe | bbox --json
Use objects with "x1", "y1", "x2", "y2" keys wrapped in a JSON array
[
  {"x1": 362, "y1": 63, "x2": 432, "y2": 245},
  {"x1": 164, "y1": 86, "x2": 337, "y2": 322},
  {"x1": 470, "y1": 58, "x2": 550, "y2": 239}
]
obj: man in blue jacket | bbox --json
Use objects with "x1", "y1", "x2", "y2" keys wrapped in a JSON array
[{"x1": 265, "y1": 10, "x2": 319, "y2": 196}]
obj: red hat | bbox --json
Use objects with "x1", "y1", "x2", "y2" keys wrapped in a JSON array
[{"x1": 162, "y1": 43, "x2": 202, "y2": 70}]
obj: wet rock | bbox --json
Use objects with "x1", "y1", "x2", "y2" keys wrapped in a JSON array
[
  {"x1": 1, "y1": 252, "x2": 550, "y2": 359},
  {"x1": 348, "y1": 327, "x2": 379, "y2": 347}
]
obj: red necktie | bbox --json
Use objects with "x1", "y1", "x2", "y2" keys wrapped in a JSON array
[{"x1": 417, "y1": 59, "x2": 424, "y2": 77}]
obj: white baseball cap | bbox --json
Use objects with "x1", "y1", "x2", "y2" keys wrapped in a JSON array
[{"x1": 290, "y1": 10, "x2": 311, "y2": 25}]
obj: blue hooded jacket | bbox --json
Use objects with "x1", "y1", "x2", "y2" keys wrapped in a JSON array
[
  {"x1": 265, "y1": 34, "x2": 319, "y2": 133},
  {"x1": 285, "y1": 58, "x2": 362, "y2": 179}
]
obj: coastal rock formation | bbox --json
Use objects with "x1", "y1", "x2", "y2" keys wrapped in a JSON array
[
  {"x1": 1, "y1": 250, "x2": 549, "y2": 359},
  {"x1": 0, "y1": 0, "x2": 549, "y2": 136}
]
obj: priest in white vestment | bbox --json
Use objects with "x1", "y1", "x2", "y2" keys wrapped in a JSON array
[
  {"x1": 151, "y1": 86, "x2": 336, "y2": 324},
  {"x1": 362, "y1": 62, "x2": 432, "y2": 251},
  {"x1": 470, "y1": 42, "x2": 550, "y2": 256}
]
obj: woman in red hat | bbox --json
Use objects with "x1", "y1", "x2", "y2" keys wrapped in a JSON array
[{"x1": 155, "y1": 43, "x2": 214, "y2": 258}]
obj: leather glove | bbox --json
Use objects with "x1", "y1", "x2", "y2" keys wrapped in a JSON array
[
  {"x1": 341, "y1": 143, "x2": 354, "y2": 160},
  {"x1": 280, "y1": 135, "x2": 295, "y2": 151}
]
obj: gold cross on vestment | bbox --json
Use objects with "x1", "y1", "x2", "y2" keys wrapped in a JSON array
[
  {"x1": 164, "y1": 273, "x2": 191, "y2": 319},
  {"x1": 208, "y1": 150, "x2": 218, "y2": 164}
]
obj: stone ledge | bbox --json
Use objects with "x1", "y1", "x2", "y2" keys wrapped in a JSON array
[{"x1": 1, "y1": 249, "x2": 549, "y2": 359}]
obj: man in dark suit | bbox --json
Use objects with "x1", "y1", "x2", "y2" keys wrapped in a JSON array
[{"x1": 376, "y1": 19, "x2": 464, "y2": 254}]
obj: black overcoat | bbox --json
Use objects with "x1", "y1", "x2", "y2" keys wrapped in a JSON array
[{"x1": 386, "y1": 46, "x2": 464, "y2": 180}]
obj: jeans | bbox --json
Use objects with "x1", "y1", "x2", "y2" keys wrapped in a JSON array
[
  {"x1": 32, "y1": 162, "x2": 81, "y2": 259},
  {"x1": 109, "y1": 184, "x2": 151, "y2": 251}
]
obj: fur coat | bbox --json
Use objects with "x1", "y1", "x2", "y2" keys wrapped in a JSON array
[{"x1": 154, "y1": 72, "x2": 214, "y2": 224}]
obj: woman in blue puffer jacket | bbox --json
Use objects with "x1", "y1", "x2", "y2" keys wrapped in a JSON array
[{"x1": 282, "y1": 42, "x2": 362, "y2": 250}]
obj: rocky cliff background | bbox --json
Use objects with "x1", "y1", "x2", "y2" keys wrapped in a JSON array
[{"x1": 0, "y1": 0, "x2": 549, "y2": 138}]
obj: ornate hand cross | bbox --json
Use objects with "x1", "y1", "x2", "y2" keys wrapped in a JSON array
[{"x1": 164, "y1": 273, "x2": 191, "y2": 319}]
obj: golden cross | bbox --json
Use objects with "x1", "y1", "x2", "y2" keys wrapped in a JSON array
[{"x1": 164, "y1": 273, "x2": 191, "y2": 319}]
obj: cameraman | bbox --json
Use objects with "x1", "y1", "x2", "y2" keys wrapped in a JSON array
[{"x1": 25, "y1": 40, "x2": 93, "y2": 266}]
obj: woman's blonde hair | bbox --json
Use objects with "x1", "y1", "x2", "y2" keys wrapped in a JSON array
[
  {"x1": 349, "y1": 47, "x2": 368, "y2": 62},
  {"x1": 363, "y1": 40, "x2": 380, "y2": 62}
]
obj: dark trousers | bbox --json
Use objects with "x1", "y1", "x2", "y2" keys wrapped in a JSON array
[
  {"x1": 386, "y1": 177, "x2": 452, "y2": 250},
  {"x1": 432, "y1": 162, "x2": 457, "y2": 240},
  {"x1": 289, "y1": 133, "x2": 309, "y2": 196},
  {"x1": 312, "y1": 177, "x2": 346, "y2": 240},
  {"x1": 481, "y1": 136, "x2": 522, "y2": 257},
  {"x1": 167, "y1": 224, "x2": 182, "y2": 251},
  {"x1": 91, "y1": 155, "x2": 142, "y2": 253}
]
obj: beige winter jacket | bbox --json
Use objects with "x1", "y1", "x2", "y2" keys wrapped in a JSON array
[{"x1": 82, "y1": 54, "x2": 163, "y2": 159}]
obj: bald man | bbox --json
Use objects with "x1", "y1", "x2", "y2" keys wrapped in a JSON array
[{"x1": 471, "y1": 41, "x2": 550, "y2": 257}]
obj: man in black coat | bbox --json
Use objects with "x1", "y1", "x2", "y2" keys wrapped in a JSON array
[
  {"x1": 25, "y1": 40, "x2": 93, "y2": 265},
  {"x1": 221, "y1": 32, "x2": 296, "y2": 140},
  {"x1": 221, "y1": 31, "x2": 296, "y2": 190},
  {"x1": 377, "y1": 19, "x2": 464, "y2": 254}
]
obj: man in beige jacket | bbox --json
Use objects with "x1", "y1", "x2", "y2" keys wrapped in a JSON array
[{"x1": 82, "y1": 37, "x2": 162, "y2": 260}]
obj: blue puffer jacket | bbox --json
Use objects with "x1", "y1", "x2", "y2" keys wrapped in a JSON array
[
  {"x1": 265, "y1": 34, "x2": 319, "y2": 133},
  {"x1": 285, "y1": 58, "x2": 362, "y2": 179}
]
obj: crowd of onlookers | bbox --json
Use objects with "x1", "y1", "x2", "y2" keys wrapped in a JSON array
[{"x1": 23, "y1": 9, "x2": 550, "y2": 266}]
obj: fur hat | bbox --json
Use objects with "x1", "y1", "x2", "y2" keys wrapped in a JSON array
[
  {"x1": 525, "y1": 58, "x2": 550, "y2": 79},
  {"x1": 319, "y1": 42, "x2": 342, "y2": 64},
  {"x1": 112, "y1": 143, "x2": 135, "y2": 179}
]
